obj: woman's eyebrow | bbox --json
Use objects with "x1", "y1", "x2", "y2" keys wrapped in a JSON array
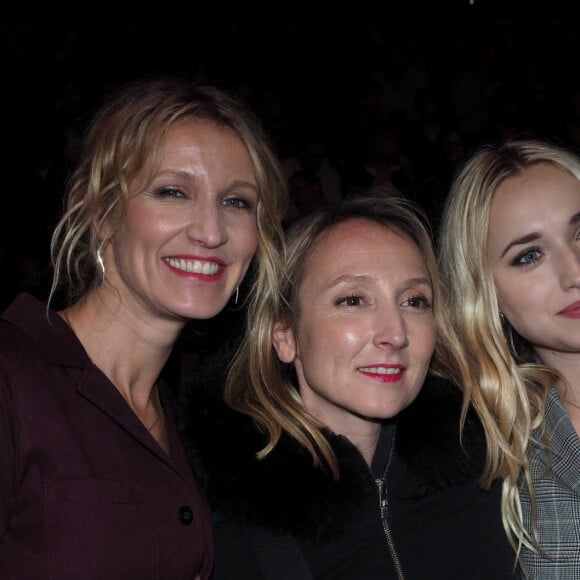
[{"x1": 500, "y1": 232, "x2": 540, "y2": 259}]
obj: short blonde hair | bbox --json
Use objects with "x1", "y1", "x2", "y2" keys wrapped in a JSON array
[{"x1": 226, "y1": 189, "x2": 441, "y2": 477}]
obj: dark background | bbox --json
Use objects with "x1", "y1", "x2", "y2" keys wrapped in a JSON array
[{"x1": 2, "y1": 0, "x2": 579, "y2": 314}]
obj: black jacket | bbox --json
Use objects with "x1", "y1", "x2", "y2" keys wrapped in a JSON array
[{"x1": 181, "y1": 373, "x2": 521, "y2": 579}]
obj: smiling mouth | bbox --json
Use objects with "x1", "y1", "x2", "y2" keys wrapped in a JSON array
[
  {"x1": 164, "y1": 258, "x2": 220, "y2": 275},
  {"x1": 558, "y1": 301, "x2": 580, "y2": 316},
  {"x1": 358, "y1": 366, "x2": 402, "y2": 375}
]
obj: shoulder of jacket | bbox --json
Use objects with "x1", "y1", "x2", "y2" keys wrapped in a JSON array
[{"x1": 184, "y1": 387, "x2": 372, "y2": 541}]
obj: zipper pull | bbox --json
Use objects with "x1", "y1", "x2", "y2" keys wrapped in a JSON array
[{"x1": 375, "y1": 478, "x2": 388, "y2": 520}]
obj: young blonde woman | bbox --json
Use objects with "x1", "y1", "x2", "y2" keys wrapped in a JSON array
[{"x1": 438, "y1": 138, "x2": 580, "y2": 577}]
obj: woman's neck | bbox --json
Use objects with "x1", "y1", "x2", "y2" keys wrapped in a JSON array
[
  {"x1": 58, "y1": 291, "x2": 179, "y2": 406},
  {"x1": 331, "y1": 420, "x2": 382, "y2": 466}
]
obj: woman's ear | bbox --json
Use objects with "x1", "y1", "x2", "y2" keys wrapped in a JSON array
[{"x1": 272, "y1": 320, "x2": 297, "y2": 364}]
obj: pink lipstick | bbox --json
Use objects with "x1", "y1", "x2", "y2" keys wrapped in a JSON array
[{"x1": 558, "y1": 300, "x2": 580, "y2": 318}]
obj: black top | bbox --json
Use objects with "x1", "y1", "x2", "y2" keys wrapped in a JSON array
[{"x1": 180, "y1": 367, "x2": 521, "y2": 579}]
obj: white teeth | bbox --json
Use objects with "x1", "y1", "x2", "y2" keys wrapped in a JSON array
[
  {"x1": 165, "y1": 258, "x2": 220, "y2": 275},
  {"x1": 358, "y1": 367, "x2": 402, "y2": 375}
]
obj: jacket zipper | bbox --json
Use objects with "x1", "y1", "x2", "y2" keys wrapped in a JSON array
[{"x1": 375, "y1": 426, "x2": 405, "y2": 579}]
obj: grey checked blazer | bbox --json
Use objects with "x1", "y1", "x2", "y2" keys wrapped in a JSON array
[{"x1": 520, "y1": 387, "x2": 580, "y2": 579}]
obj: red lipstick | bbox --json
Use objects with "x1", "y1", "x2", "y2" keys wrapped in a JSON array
[
  {"x1": 163, "y1": 255, "x2": 225, "y2": 280},
  {"x1": 358, "y1": 364, "x2": 405, "y2": 383}
]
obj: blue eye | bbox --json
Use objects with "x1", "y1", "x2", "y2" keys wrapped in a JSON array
[
  {"x1": 223, "y1": 197, "x2": 253, "y2": 209},
  {"x1": 513, "y1": 248, "x2": 541, "y2": 266}
]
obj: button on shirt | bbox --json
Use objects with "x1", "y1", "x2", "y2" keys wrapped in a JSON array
[{"x1": 0, "y1": 293, "x2": 214, "y2": 580}]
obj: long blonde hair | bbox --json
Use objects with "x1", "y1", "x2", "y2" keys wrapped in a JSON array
[
  {"x1": 226, "y1": 190, "x2": 442, "y2": 477},
  {"x1": 437, "y1": 138, "x2": 577, "y2": 553}
]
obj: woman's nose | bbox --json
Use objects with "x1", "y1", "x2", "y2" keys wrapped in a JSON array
[
  {"x1": 373, "y1": 308, "x2": 408, "y2": 349},
  {"x1": 185, "y1": 202, "x2": 227, "y2": 248},
  {"x1": 559, "y1": 244, "x2": 580, "y2": 290}
]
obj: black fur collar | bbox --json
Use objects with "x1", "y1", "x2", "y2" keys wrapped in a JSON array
[{"x1": 180, "y1": 375, "x2": 486, "y2": 541}]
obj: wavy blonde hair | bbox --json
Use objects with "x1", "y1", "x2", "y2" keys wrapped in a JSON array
[
  {"x1": 49, "y1": 76, "x2": 287, "y2": 309},
  {"x1": 436, "y1": 138, "x2": 577, "y2": 555},
  {"x1": 226, "y1": 190, "x2": 442, "y2": 476}
]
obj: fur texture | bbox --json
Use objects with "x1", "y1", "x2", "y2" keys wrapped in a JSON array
[{"x1": 180, "y1": 369, "x2": 487, "y2": 542}]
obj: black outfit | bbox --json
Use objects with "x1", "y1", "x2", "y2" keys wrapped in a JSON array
[{"x1": 181, "y1": 375, "x2": 521, "y2": 579}]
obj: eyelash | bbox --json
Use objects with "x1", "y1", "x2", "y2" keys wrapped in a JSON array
[
  {"x1": 511, "y1": 227, "x2": 580, "y2": 267},
  {"x1": 154, "y1": 187, "x2": 254, "y2": 210},
  {"x1": 512, "y1": 247, "x2": 542, "y2": 267},
  {"x1": 222, "y1": 197, "x2": 254, "y2": 210},
  {"x1": 404, "y1": 294, "x2": 431, "y2": 309},
  {"x1": 336, "y1": 293, "x2": 432, "y2": 309},
  {"x1": 337, "y1": 294, "x2": 365, "y2": 307},
  {"x1": 156, "y1": 187, "x2": 185, "y2": 198}
]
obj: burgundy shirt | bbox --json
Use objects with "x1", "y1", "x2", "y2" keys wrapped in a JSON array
[{"x1": 0, "y1": 293, "x2": 214, "y2": 579}]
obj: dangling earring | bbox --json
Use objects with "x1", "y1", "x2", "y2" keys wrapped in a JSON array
[
  {"x1": 96, "y1": 247, "x2": 106, "y2": 286},
  {"x1": 234, "y1": 286, "x2": 239, "y2": 305}
]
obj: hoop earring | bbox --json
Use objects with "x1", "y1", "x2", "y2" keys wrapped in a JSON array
[
  {"x1": 234, "y1": 286, "x2": 239, "y2": 305},
  {"x1": 96, "y1": 248, "x2": 106, "y2": 286}
]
